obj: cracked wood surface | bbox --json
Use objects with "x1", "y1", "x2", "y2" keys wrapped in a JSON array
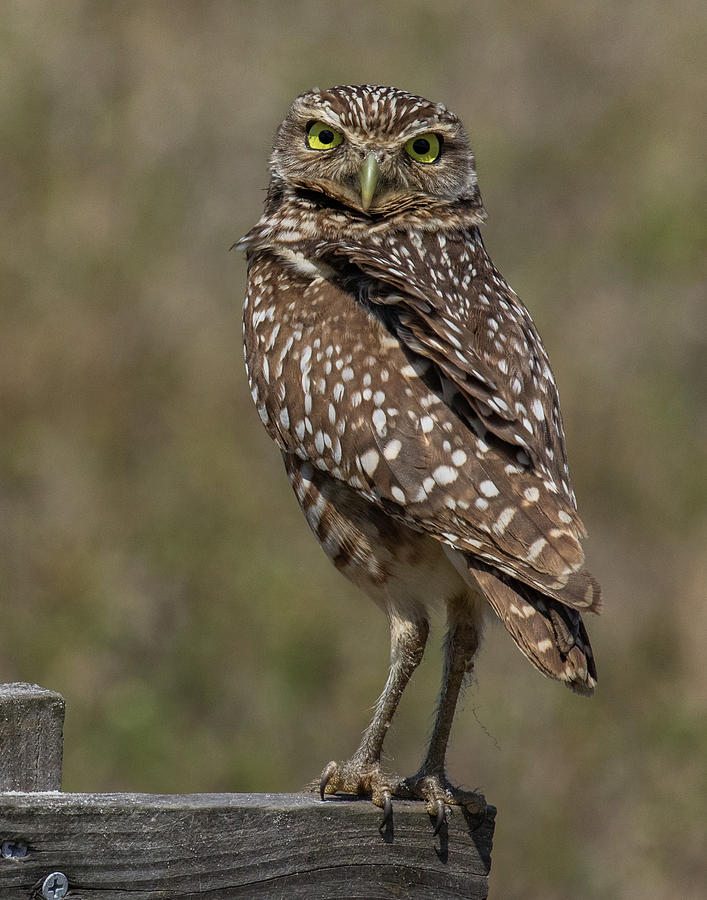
[{"x1": 0, "y1": 791, "x2": 494, "y2": 899}]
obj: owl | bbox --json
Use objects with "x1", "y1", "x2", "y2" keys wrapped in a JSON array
[{"x1": 239, "y1": 84, "x2": 600, "y2": 831}]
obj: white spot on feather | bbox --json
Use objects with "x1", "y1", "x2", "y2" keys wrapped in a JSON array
[
  {"x1": 372, "y1": 408, "x2": 387, "y2": 435},
  {"x1": 479, "y1": 479, "x2": 499, "y2": 497},
  {"x1": 433, "y1": 465, "x2": 458, "y2": 486},
  {"x1": 360, "y1": 448, "x2": 379, "y2": 476},
  {"x1": 492, "y1": 507, "x2": 517, "y2": 535},
  {"x1": 384, "y1": 439, "x2": 402, "y2": 460},
  {"x1": 527, "y1": 538, "x2": 548, "y2": 561}
]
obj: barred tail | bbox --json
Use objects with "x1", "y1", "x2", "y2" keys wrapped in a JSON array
[{"x1": 467, "y1": 558, "x2": 598, "y2": 696}]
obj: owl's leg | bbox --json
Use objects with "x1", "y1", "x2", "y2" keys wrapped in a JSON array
[
  {"x1": 402, "y1": 593, "x2": 486, "y2": 831},
  {"x1": 318, "y1": 611, "x2": 429, "y2": 815}
]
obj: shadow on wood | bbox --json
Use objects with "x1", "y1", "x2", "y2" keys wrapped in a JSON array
[{"x1": 0, "y1": 683, "x2": 495, "y2": 899}]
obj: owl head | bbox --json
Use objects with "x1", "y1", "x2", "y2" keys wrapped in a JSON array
[{"x1": 269, "y1": 84, "x2": 484, "y2": 221}]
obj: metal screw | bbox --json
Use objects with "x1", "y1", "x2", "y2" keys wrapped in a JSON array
[
  {"x1": 41, "y1": 872, "x2": 69, "y2": 899},
  {"x1": 1, "y1": 839, "x2": 28, "y2": 858}
]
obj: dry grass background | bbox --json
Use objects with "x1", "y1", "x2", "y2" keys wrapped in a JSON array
[{"x1": 1, "y1": 2, "x2": 705, "y2": 897}]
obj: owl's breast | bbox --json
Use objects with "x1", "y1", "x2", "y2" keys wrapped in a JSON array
[{"x1": 243, "y1": 249, "x2": 398, "y2": 469}]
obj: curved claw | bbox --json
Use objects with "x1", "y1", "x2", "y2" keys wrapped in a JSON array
[
  {"x1": 379, "y1": 794, "x2": 393, "y2": 833},
  {"x1": 319, "y1": 761, "x2": 337, "y2": 801},
  {"x1": 432, "y1": 799, "x2": 446, "y2": 836}
]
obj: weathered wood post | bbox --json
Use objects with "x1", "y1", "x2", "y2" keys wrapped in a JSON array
[
  {"x1": 0, "y1": 683, "x2": 495, "y2": 898},
  {"x1": 0, "y1": 683, "x2": 65, "y2": 792}
]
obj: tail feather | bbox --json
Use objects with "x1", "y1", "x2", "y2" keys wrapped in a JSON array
[{"x1": 467, "y1": 558, "x2": 598, "y2": 696}]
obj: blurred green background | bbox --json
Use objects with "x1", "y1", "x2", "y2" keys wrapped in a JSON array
[{"x1": 1, "y1": 1, "x2": 705, "y2": 897}]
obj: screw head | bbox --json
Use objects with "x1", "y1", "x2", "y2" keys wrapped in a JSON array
[{"x1": 41, "y1": 871, "x2": 69, "y2": 899}]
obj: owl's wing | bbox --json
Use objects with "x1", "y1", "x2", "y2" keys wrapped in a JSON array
[{"x1": 312, "y1": 228, "x2": 572, "y2": 495}]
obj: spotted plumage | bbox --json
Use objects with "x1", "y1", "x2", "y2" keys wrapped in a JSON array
[{"x1": 239, "y1": 84, "x2": 600, "y2": 822}]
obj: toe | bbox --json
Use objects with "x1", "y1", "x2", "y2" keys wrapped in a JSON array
[
  {"x1": 404, "y1": 770, "x2": 486, "y2": 819},
  {"x1": 319, "y1": 760, "x2": 339, "y2": 800},
  {"x1": 432, "y1": 798, "x2": 446, "y2": 835},
  {"x1": 378, "y1": 793, "x2": 393, "y2": 833}
]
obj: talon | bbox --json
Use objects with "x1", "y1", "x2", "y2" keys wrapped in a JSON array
[
  {"x1": 432, "y1": 799, "x2": 446, "y2": 836},
  {"x1": 320, "y1": 761, "x2": 337, "y2": 800},
  {"x1": 379, "y1": 794, "x2": 393, "y2": 832}
]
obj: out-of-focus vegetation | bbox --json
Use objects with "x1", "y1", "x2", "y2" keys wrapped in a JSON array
[{"x1": 1, "y1": 1, "x2": 705, "y2": 897}]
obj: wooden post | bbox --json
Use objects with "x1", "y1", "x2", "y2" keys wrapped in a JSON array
[
  {"x1": 0, "y1": 684, "x2": 495, "y2": 899},
  {"x1": 0, "y1": 683, "x2": 65, "y2": 791}
]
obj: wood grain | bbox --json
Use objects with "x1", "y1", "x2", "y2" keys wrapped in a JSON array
[
  {"x1": 0, "y1": 683, "x2": 65, "y2": 792},
  {"x1": 0, "y1": 791, "x2": 495, "y2": 899}
]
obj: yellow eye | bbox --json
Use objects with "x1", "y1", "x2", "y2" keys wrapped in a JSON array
[
  {"x1": 404, "y1": 132, "x2": 442, "y2": 164},
  {"x1": 306, "y1": 121, "x2": 344, "y2": 150}
]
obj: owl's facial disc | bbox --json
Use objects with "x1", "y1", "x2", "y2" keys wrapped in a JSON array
[{"x1": 290, "y1": 130, "x2": 449, "y2": 216}]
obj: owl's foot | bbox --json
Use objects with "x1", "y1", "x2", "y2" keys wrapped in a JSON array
[
  {"x1": 317, "y1": 758, "x2": 404, "y2": 829},
  {"x1": 318, "y1": 758, "x2": 404, "y2": 805},
  {"x1": 400, "y1": 771, "x2": 486, "y2": 835}
]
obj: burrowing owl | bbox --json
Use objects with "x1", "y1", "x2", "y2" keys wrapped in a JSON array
[{"x1": 239, "y1": 84, "x2": 600, "y2": 830}]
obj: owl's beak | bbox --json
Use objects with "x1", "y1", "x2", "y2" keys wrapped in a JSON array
[{"x1": 359, "y1": 153, "x2": 381, "y2": 212}]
